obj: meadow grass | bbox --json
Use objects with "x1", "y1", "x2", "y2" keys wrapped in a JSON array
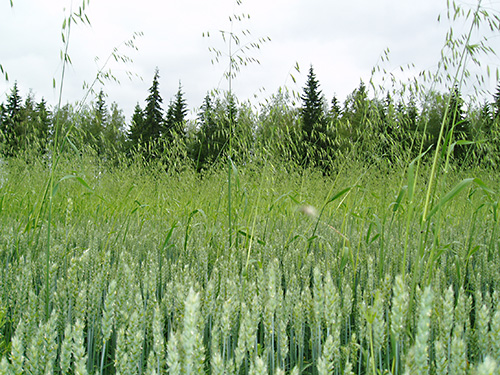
[{"x1": 0, "y1": 151, "x2": 499, "y2": 374}]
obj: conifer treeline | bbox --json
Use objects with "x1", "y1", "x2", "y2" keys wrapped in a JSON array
[{"x1": 1, "y1": 65, "x2": 500, "y2": 171}]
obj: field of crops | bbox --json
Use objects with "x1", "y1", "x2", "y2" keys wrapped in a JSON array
[{"x1": 0, "y1": 154, "x2": 499, "y2": 375}]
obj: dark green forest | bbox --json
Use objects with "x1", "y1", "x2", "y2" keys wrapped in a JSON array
[{"x1": 1, "y1": 65, "x2": 500, "y2": 172}]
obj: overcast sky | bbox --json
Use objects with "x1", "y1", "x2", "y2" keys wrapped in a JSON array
[{"x1": 1, "y1": 0, "x2": 498, "y2": 121}]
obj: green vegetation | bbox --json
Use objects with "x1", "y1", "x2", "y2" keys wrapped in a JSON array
[
  {"x1": 0, "y1": 156, "x2": 498, "y2": 374},
  {"x1": 1, "y1": 0, "x2": 500, "y2": 373},
  {"x1": 3, "y1": 67, "x2": 500, "y2": 172}
]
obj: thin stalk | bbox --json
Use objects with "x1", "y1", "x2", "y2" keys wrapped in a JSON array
[
  {"x1": 100, "y1": 341, "x2": 107, "y2": 375},
  {"x1": 368, "y1": 322, "x2": 376, "y2": 375},
  {"x1": 45, "y1": 182, "x2": 53, "y2": 320},
  {"x1": 422, "y1": 0, "x2": 481, "y2": 222},
  {"x1": 45, "y1": 5, "x2": 74, "y2": 321},
  {"x1": 228, "y1": 157, "x2": 232, "y2": 249},
  {"x1": 228, "y1": 26, "x2": 232, "y2": 94}
]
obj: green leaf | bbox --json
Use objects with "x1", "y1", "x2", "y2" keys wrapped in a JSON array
[
  {"x1": 0, "y1": 64, "x2": 7, "y2": 81},
  {"x1": 392, "y1": 185, "x2": 407, "y2": 213},
  {"x1": 52, "y1": 174, "x2": 93, "y2": 198},
  {"x1": 326, "y1": 187, "x2": 351, "y2": 204},
  {"x1": 307, "y1": 235, "x2": 319, "y2": 243},
  {"x1": 288, "y1": 194, "x2": 300, "y2": 204},
  {"x1": 466, "y1": 245, "x2": 480, "y2": 262},
  {"x1": 65, "y1": 135, "x2": 80, "y2": 155},
  {"x1": 285, "y1": 234, "x2": 301, "y2": 247},
  {"x1": 130, "y1": 200, "x2": 148, "y2": 214},
  {"x1": 161, "y1": 223, "x2": 177, "y2": 252},
  {"x1": 268, "y1": 192, "x2": 291, "y2": 212},
  {"x1": 472, "y1": 177, "x2": 494, "y2": 196},
  {"x1": 426, "y1": 178, "x2": 475, "y2": 221},
  {"x1": 238, "y1": 230, "x2": 266, "y2": 246},
  {"x1": 447, "y1": 140, "x2": 474, "y2": 156},
  {"x1": 369, "y1": 233, "x2": 380, "y2": 245}
]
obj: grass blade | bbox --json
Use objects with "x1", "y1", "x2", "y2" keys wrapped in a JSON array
[{"x1": 425, "y1": 178, "x2": 474, "y2": 221}]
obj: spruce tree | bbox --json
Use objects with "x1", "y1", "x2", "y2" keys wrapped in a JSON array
[
  {"x1": 18, "y1": 93, "x2": 37, "y2": 151},
  {"x1": 0, "y1": 82, "x2": 23, "y2": 156},
  {"x1": 165, "y1": 82, "x2": 188, "y2": 140},
  {"x1": 165, "y1": 103, "x2": 175, "y2": 137},
  {"x1": 300, "y1": 65, "x2": 331, "y2": 168},
  {"x1": 301, "y1": 65, "x2": 325, "y2": 144},
  {"x1": 193, "y1": 94, "x2": 217, "y2": 171},
  {"x1": 34, "y1": 98, "x2": 52, "y2": 153},
  {"x1": 4, "y1": 83, "x2": 22, "y2": 119},
  {"x1": 143, "y1": 67, "x2": 164, "y2": 145},
  {"x1": 35, "y1": 99, "x2": 51, "y2": 140},
  {"x1": 330, "y1": 95, "x2": 341, "y2": 121},
  {"x1": 95, "y1": 89, "x2": 107, "y2": 125},
  {"x1": 128, "y1": 103, "x2": 144, "y2": 152}
]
